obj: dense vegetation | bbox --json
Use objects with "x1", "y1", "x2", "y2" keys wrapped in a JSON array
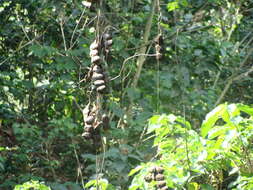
[{"x1": 0, "y1": 0, "x2": 253, "y2": 189}]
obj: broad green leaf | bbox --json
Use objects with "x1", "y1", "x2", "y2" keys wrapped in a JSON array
[
  {"x1": 237, "y1": 104, "x2": 253, "y2": 116},
  {"x1": 201, "y1": 104, "x2": 227, "y2": 137},
  {"x1": 128, "y1": 165, "x2": 144, "y2": 176},
  {"x1": 207, "y1": 125, "x2": 231, "y2": 139},
  {"x1": 85, "y1": 180, "x2": 96, "y2": 188}
]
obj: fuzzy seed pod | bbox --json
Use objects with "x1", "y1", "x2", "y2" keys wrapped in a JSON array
[
  {"x1": 102, "y1": 114, "x2": 110, "y2": 130},
  {"x1": 155, "y1": 34, "x2": 163, "y2": 45},
  {"x1": 90, "y1": 41, "x2": 99, "y2": 50},
  {"x1": 155, "y1": 174, "x2": 165, "y2": 181},
  {"x1": 90, "y1": 49, "x2": 99, "y2": 57},
  {"x1": 155, "y1": 44, "x2": 162, "y2": 60},
  {"x1": 84, "y1": 125, "x2": 93, "y2": 132},
  {"x1": 82, "y1": 132, "x2": 92, "y2": 139},
  {"x1": 156, "y1": 181, "x2": 167, "y2": 188},
  {"x1": 103, "y1": 33, "x2": 112, "y2": 40},
  {"x1": 156, "y1": 166, "x2": 164, "y2": 174},
  {"x1": 91, "y1": 55, "x2": 100, "y2": 63},
  {"x1": 144, "y1": 174, "x2": 153, "y2": 182},
  {"x1": 105, "y1": 39, "x2": 113, "y2": 47},
  {"x1": 85, "y1": 116, "x2": 95, "y2": 124},
  {"x1": 92, "y1": 73, "x2": 104, "y2": 80},
  {"x1": 92, "y1": 65, "x2": 103, "y2": 73},
  {"x1": 96, "y1": 85, "x2": 106, "y2": 92},
  {"x1": 94, "y1": 80, "x2": 105, "y2": 86},
  {"x1": 150, "y1": 166, "x2": 157, "y2": 173}
]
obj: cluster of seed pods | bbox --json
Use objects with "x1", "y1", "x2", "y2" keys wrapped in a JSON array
[
  {"x1": 102, "y1": 33, "x2": 113, "y2": 54},
  {"x1": 144, "y1": 166, "x2": 168, "y2": 190},
  {"x1": 82, "y1": 32, "x2": 113, "y2": 143},
  {"x1": 89, "y1": 41, "x2": 107, "y2": 93},
  {"x1": 82, "y1": 104, "x2": 110, "y2": 143},
  {"x1": 155, "y1": 34, "x2": 163, "y2": 60}
]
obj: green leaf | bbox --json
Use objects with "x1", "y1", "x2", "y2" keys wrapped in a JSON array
[
  {"x1": 187, "y1": 182, "x2": 199, "y2": 190},
  {"x1": 85, "y1": 180, "x2": 96, "y2": 188},
  {"x1": 207, "y1": 125, "x2": 230, "y2": 139},
  {"x1": 200, "y1": 184, "x2": 215, "y2": 190},
  {"x1": 201, "y1": 104, "x2": 227, "y2": 137},
  {"x1": 180, "y1": 0, "x2": 188, "y2": 7},
  {"x1": 167, "y1": 2, "x2": 179, "y2": 12},
  {"x1": 128, "y1": 165, "x2": 143, "y2": 177},
  {"x1": 237, "y1": 104, "x2": 253, "y2": 116}
]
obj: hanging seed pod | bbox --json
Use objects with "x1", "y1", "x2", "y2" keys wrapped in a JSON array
[
  {"x1": 155, "y1": 34, "x2": 163, "y2": 60},
  {"x1": 96, "y1": 85, "x2": 106, "y2": 92},
  {"x1": 150, "y1": 166, "x2": 157, "y2": 173},
  {"x1": 102, "y1": 114, "x2": 110, "y2": 130},
  {"x1": 103, "y1": 33, "x2": 113, "y2": 54},
  {"x1": 156, "y1": 166, "x2": 164, "y2": 174},
  {"x1": 103, "y1": 33, "x2": 112, "y2": 40},
  {"x1": 92, "y1": 73, "x2": 104, "y2": 80},
  {"x1": 91, "y1": 55, "x2": 100, "y2": 63},
  {"x1": 90, "y1": 49, "x2": 99, "y2": 57},
  {"x1": 156, "y1": 181, "x2": 167, "y2": 188},
  {"x1": 82, "y1": 132, "x2": 92, "y2": 139},
  {"x1": 94, "y1": 80, "x2": 105, "y2": 86},
  {"x1": 90, "y1": 41, "x2": 99, "y2": 50},
  {"x1": 92, "y1": 65, "x2": 103, "y2": 73},
  {"x1": 84, "y1": 125, "x2": 93, "y2": 132},
  {"x1": 155, "y1": 174, "x2": 165, "y2": 181},
  {"x1": 105, "y1": 39, "x2": 113, "y2": 47},
  {"x1": 144, "y1": 174, "x2": 153, "y2": 182},
  {"x1": 155, "y1": 46, "x2": 162, "y2": 60},
  {"x1": 155, "y1": 34, "x2": 163, "y2": 45},
  {"x1": 85, "y1": 115, "x2": 95, "y2": 125}
]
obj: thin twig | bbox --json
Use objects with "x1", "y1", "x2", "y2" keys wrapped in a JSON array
[
  {"x1": 215, "y1": 47, "x2": 253, "y2": 106},
  {"x1": 70, "y1": 8, "x2": 87, "y2": 46},
  {"x1": 60, "y1": 17, "x2": 68, "y2": 52},
  {"x1": 0, "y1": 33, "x2": 44, "y2": 66},
  {"x1": 110, "y1": 53, "x2": 157, "y2": 81},
  {"x1": 69, "y1": 16, "x2": 97, "y2": 50}
]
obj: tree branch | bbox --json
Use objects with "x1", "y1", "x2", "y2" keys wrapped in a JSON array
[{"x1": 132, "y1": 0, "x2": 157, "y2": 87}]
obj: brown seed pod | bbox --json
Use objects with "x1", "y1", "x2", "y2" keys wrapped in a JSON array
[
  {"x1": 156, "y1": 181, "x2": 167, "y2": 188},
  {"x1": 105, "y1": 39, "x2": 113, "y2": 47},
  {"x1": 96, "y1": 85, "x2": 106, "y2": 92},
  {"x1": 85, "y1": 116, "x2": 95, "y2": 124},
  {"x1": 155, "y1": 34, "x2": 163, "y2": 45},
  {"x1": 92, "y1": 73, "x2": 104, "y2": 80},
  {"x1": 103, "y1": 33, "x2": 112, "y2": 40},
  {"x1": 90, "y1": 41, "x2": 99, "y2": 50},
  {"x1": 155, "y1": 174, "x2": 165, "y2": 181},
  {"x1": 150, "y1": 166, "x2": 157, "y2": 173},
  {"x1": 92, "y1": 65, "x2": 103, "y2": 73},
  {"x1": 84, "y1": 125, "x2": 93, "y2": 132},
  {"x1": 91, "y1": 55, "x2": 100, "y2": 63},
  {"x1": 94, "y1": 80, "x2": 105, "y2": 86},
  {"x1": 155, "y1": 44, "x2": 162, "y2": 60},
  {"x1": 82, "y1": 132, "x2": 92, "y2": 139},
  {"x1": 90, "y1": 49, "x2": 99, "y2": 57},
  {"x1": 144, "y1": 174, "x2": 153, "y2": 182},
  {"x1": 102, "y1": 114, "x2": 110, "y2": 130},
  {"x1": 156, "y1": 166, "x2": 164, "y2": 174}
]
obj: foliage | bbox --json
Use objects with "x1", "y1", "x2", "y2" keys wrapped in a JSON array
[
  {"x1": 129, "y1": 103, "x2": 253, "y2": 189},
  {"x1": 0, "y1": 0, "x2": 253, "y2": 189},
  {"x1": 14, "y1": 181, "x2": 51, "y2": 190}
]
